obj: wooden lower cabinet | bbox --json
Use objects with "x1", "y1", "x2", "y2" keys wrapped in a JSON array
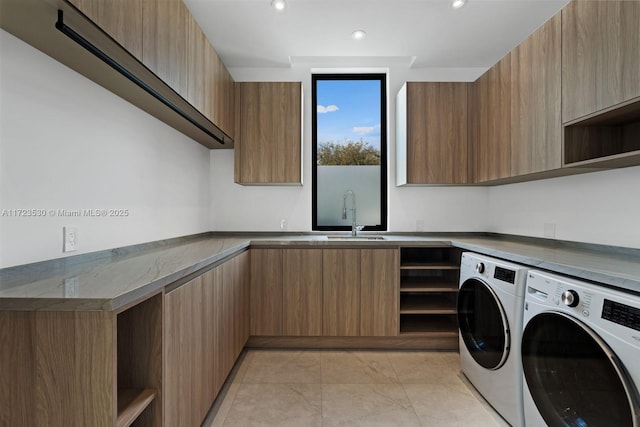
[
  {"x1": 283, "y1": 249, "x2": 323, "y2": 336},
  {"x1": 164, "y1": 277, "x2": 201, "y2": 426},
  {"x1": 360, "y1": 249, "x2": 399, "y2": 337},
  {"x1": 250, "y1": 249, "x2": 283, "y2": 335},
  {"x1": 323, "y1": 249, "x2": 361, "y2": 337},
  {"x1": 250, "y1": 247, "x2": 399, "y2": 339},
  {"x1": 0, "y1": 295, "x2": 163, "y2": 427},
  {"x1": 164, "y1": 251, "x2": 249, "y2": 426}
]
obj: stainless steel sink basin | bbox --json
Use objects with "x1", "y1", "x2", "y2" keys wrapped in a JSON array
[{"x1": 325, "y1": 236, "x2": 386, "y2": 241}]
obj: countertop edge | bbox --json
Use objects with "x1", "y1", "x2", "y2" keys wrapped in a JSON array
[{"x1": 1, "y1": 233, "x2": 639, "y2": 311}]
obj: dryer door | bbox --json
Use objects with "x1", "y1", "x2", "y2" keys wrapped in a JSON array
[
  {"x1": 522, "y1": 312, "x2": 639, "y2": 427},
  {"x1": 457, "y1": 278, "x2": 510, "y2": 370}
]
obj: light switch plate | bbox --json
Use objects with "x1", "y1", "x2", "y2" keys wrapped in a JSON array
[{"x1": 63, "y1": 226, "x2": 78, "y2": 252}]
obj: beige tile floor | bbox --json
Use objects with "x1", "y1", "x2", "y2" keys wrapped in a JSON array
[{"x1": 205, "y1": 350, "x2": 510, "y2": 427}]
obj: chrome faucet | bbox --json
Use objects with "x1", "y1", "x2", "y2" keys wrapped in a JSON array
[{"x1": 342, "y1": 189, "x2": 358, "y2": 236}]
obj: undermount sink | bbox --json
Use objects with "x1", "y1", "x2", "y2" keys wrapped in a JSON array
[{"x1": 325, "y1": 236, "x2": 386, "y2": 241}]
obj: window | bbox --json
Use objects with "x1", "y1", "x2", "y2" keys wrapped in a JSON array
[{"x1": 312, "y1": 74, "x2": 387, "y2": 231}]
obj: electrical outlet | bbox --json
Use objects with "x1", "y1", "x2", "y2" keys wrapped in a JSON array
[
  {"x1": 280, "y1": 218, "x2": 287, "y2": 231},
  {"x1": 416, "y1": 220, "x2": 424, "y2": 232},
  {"x1": 64, "y1": 277, "x2": 79, "y2": 297},
  {"x1": 63, "y1": 226, "x2": 78, "y2": 252}
]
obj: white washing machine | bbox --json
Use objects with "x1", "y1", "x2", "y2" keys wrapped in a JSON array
[
  {"x1": 522, "y1": 270, "x2": 640, "y2": 427},
  {"x1": 457, "y1": 252, "x2": 529, "y2": 427}
]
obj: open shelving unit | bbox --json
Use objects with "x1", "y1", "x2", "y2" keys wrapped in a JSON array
[
  {"x1": 399, "y1": 247, "x2": 462, "y2": 347},
  {"x1": 563, "y1": 98, "x2": 640, "y2": 169},
  {"x1": 116, "y1": 293, "x2": 163, "y2": 426}
]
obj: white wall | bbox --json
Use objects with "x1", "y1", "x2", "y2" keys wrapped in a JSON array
[
  {"x1": 0, "y1": 30, "x2": 211, "y2": 268},
  {"x1": 211, "y1": 64, "x2": 490, "y2": 232},
  {"x1": 487, "y1": 166, "x2": 640, "y2": 249},
  {"x1": 216, "y1": 64, "x2": 640, "y2": 250}
]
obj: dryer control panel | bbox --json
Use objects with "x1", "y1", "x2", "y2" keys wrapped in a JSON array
[
  {"x1": 494, "y1": 267, "x2": 515, "y2": 284},
  {"x1": 602, "y1": 299, "x2": 640, "y2": 332}
]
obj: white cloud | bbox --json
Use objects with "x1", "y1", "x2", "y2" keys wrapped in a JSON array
[
  {"x1": 317, "y1": 104, "x2": 339, "y2": 114},
  {"x1": 353, "y1": 124, "x2": 380, "y2": 134}
]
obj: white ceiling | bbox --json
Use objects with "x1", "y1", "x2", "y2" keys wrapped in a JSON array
[{"x1": 184, "y1": 0, "x2": 570, "y2": 70}]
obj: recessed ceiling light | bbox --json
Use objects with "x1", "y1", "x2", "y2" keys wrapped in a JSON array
[
  {"x1": 452, "y1": 0, "x2": 467, "y2": 9},
  {"x1": 352, "y1": 30, "x2": 366, "y2": 41},
  {"x1": 271, "y1": 0, "x2": 286, "y2": 11}
]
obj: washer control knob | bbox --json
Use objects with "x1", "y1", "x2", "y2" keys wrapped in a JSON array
[
  {"x1": 475, "y1": 263, "x2": 485, "y2": 274},
  {"x1": 561, "y1": 290, "x2": 579, "y2": 307}
]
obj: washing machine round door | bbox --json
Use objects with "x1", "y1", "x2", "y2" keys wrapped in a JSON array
[
  {"x1": 457, "y1": 278, "x2": 510, "y2": 370},
  {"x1": 522, "y1": 312, "x2": 638, "y2": 427}
]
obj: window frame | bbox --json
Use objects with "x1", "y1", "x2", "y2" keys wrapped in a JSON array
[{"x1": 311, "y1": 73, "x2": 388, "y2": 232}]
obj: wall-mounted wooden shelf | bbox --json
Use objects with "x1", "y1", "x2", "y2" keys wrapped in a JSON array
[{"x1": 563, "y1": 98, "x2": 640, "y2": 169}]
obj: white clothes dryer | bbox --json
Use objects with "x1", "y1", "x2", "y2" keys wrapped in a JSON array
[
  {"x1": 457, "y1": 252, "x2": 529, "y2": 427},
  {"x1": 522, "y1": 270, "x2": 640, "y2": 427}
]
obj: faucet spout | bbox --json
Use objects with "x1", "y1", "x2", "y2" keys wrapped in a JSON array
[{"x1": 342, "y1": 190, "x2": 357, "y2": 236}]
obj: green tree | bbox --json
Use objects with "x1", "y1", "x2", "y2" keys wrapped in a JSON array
[{"x1": 317, "y1": 139, "x2": 380, "y2": 165}]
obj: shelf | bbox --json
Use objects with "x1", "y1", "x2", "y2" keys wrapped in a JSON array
[
  {"x1": 400, "y1": 262, "x2": 459, "y2": 270},
  {"x1": 117, "y1": 388, "x2": 156, "y2": 427},
  {"x1": 400, "y1": 277, "x2": 458, "y2": 293},
  {"x1": 400, "y1": 294, "x2": 457, "y2": 314},
  {"x1": 399, "y1": 315, "x2": 458, "y2": 336},
  {"x1": 563, "y1": 98, "x2": 640, "y2": 168}
]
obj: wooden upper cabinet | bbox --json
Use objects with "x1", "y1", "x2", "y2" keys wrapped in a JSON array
[
  {"x1": 70, "y1": 0, "x2": 236, "y2": 145},
  {"x1": 200, "y1": 35, "x2": 235, "y2": 139},
  {"x1": 396, "y1": 82, "x2": 469, "y2": 185},
  {"x1": 186, "y1": 13, "x2": 207, "y2": 115},
  {"x1": 510, "y1": 14, "x2": 562, "y2": 176},
  {"x1": 283, "y1": 249, "x2": 323, "y2": 336},
  {"x1": 235, "y1": 82, "x2": 303, "y2": 185},
  {"x1": 562, "y1": 0, "x2": 640, "y2": 123},
  {"x1": 360, "y1": 249, "x2": 399, "y2": 337},
  {"x1": 142, "y1": 0, "x2": 189, "y2": 100},
  {"x1": 68, "y1": 0, "x2": 143, "y2": 60},
  {"x1": 215, "y1": 55, "x2": 236, "y2": 138},
  {"x1": 470, "y1": 54, "x2": 511, "y2": 183},
  {"x1": 323, "y1": 249, "x2": 361, "y2": 337}
]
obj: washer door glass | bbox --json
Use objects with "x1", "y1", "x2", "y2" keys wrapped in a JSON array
[
  {"x1": 457, "y1": 278, "x2": 509, "y2": 370},
  {"x1": 522, "y1": 312, "x2": 637, "y2": 427}
]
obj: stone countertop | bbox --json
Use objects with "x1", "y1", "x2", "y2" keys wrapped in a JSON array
[
  {"x1": 0, "y1": 234, "x2": 251, "y2": 311},
  {"x1": 1, "y1": 232, "x2": 639, "y2": 311}
]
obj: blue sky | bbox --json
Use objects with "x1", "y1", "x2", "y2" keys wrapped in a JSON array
[{"x1": 316, "y1": 79, "x2": 382, "y2": 149}]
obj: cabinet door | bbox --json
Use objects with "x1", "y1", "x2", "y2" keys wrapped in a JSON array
[
  {"x1": 510, "y1": 14, "x2": 562, "y2": 176},
  {"x1": 216, "y1": 55, "x2": 236, "y2": 138},
  {"x1": 202, "y1": 266, "x2": 223, "y2": 412},
  {"x1": 404, "y1": 82, "x2": 469, "y2": 184},
  {"x1": 235, "y1": 82, "x2": 302, "y2": 184},
  {"x1": 283, "y1": 249, "x2": 323, "y2": 336},
  {"x1": 562, "y1": 1, "x2": 640, "y2": 123},
  {"x1": 68, "y1": 0, "x2": 143, "y2": 60},
  {"x1": 220, "y1": 259, "x2": 237, "y2": 378},
  {"x1": 142, "y1": 0, "x2": 189, "y2": 99},
  {"x1": 250, "y1": 249, "x2": 283, "y2": 335},
  {"x1": 232, "y1": 251, "x2": 251, "y2": 355},
  {"x1": 164, "y1": 277, "x2": 202, "y2": 426},
  {"x1": 186, "y1": 13, "x2": 206, "y2": 115},
  {"x1": 470, "y1": 55, "x2": 511, "y2": 183},
  {"x1": 323, "y1": 249, "x2": 361, "y2": 336},
  {"x1": 360, "y1": 249, "x2": 399, "y2": 337}
]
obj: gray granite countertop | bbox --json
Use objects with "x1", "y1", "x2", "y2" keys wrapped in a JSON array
[{"x1": 1, "y1": 232, "x2": 639, "y2": 311}]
